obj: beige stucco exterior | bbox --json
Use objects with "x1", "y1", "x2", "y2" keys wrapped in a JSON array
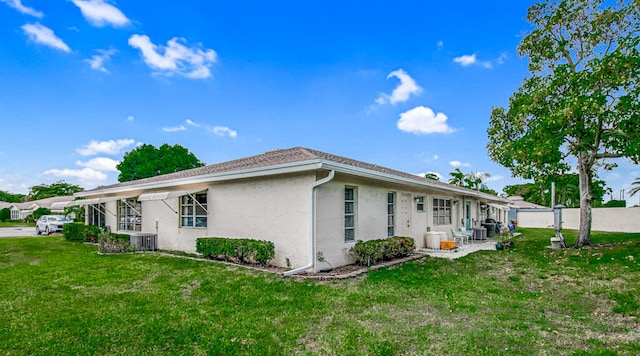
[{"x1": 76, "y1": 147, "x2": 511, "y2": 272}]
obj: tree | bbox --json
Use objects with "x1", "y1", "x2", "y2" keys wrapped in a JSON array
[
  {"x1": 629, "y1": 177, "x2": 640, "y2": 197},
  {"x1": 488, "y1": 0, "x2": 640, "y2": 246},
  {"x1": 0, "y1": 191, "x2": 26, "y2": 203},
  {"x1": 424, "y1": 172, "x2": 441, "y2": 181},
  {"x1": 117, "y1": 143, "x2": 205, "y2": 182},
  {"x1": 28, "y1": 181, "x2": 84, "y2": 201},
  {"x1": 503, "y1": 174, "x2": 606, "y2": 207},
  {"x1": 448, "y1": 168, "x2": 465, "y2": 186}
]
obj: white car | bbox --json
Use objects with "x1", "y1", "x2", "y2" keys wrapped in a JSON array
[{"x1": 36, "y1": 215, "x2": 73, "y2": 235}]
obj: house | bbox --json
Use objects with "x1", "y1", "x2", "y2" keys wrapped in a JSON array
[
  {"x1": 74, "y1": 147, "x2": 510, "y2": 272},
  {"x1": 2, "y1": 196, "x2": 75, "y2": 220}
]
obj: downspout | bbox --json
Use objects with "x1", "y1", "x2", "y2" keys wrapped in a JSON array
[{"x1": 283, "y1": 169, "x2": 335, "y2": 276}]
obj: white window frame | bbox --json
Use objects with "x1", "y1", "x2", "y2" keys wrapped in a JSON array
[
  {"x1": 433, "y1": 198, "x2": 451, "y2": 225},
  {"x1": 416, "y1": 196, "x2": 425, "y2": 212},
  {"x1": 387, "y1": 192, "x2": 396, "y2": 236},
  {"x1": 118, "y1": 198, "x2": 142, "y2": 232},
  {"x1": 344, "y1": 187, "x2": 356, "y2": 242},
  {"x1": 180, "y1": 192, "x2": 208, "y2": 228},
  {"x1": 10, "y1": 209, "x2": 19, "y2": 220}
]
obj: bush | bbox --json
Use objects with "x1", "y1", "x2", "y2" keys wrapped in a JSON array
[
  {"x1": 98, "y1": 231, "x2": 134, "y2": 254},
  {"x1": 350, "y1": 236, "x2": 415, "y2": 266},
  {"x1": 196, "y1": 237, "x2": 275, "y2": 266},
  {"x1": 604, "y1": 200, "x2": 626, "y2": 208},
  {"x1": 63, "y1": 223, "x2": 87, "y2": 242},
  {"x1": 32, "y1": 207, "x2": 51, "y2": 221},
  {"x1": 0, "y1": 208, "x2": 9, "y2": 222}
]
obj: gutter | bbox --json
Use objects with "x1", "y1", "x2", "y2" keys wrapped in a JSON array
[{"x1": 283, "y1": 169, "x2": 335, "y2": 276}]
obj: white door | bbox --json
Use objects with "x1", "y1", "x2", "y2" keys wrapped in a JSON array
[{"x1": 398, "y1": 193, "x2": 412, "y2": 236}]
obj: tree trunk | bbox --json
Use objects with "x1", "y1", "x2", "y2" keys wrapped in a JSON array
[{"x1": 576, "y1": 152, "x2": 593, "y2": 247}]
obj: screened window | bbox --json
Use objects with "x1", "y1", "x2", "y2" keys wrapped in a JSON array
[
  {"x1": 433, "y1": 198, "x2": 451, "y2": 225},
  {"x1": 344, "y1": 187, "x2": 356, "y2": 242},
  {"x1": 416, "y1": 196, "x2": 425, "y2": 212},
  {"x1": 387, "y1": 192, "x2": 396, "y2": 236},
  {"x1": 118, "y1": 198, "x2": 141, "y2": 231},
  {"x1": 180, "y1": 192, "x2": 208, "y2": 228},
  {"x1": 88, "y1": 203, "x2": 106, "y2": 227}
]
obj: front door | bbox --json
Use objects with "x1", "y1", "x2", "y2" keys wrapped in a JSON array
[{"x1": 398, "y1": 193, "x2": 412, "y2": 236}]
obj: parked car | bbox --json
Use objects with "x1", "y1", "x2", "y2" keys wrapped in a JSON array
[{"x1": 36, "y1": 215, "x2": 73, "y2": 235}]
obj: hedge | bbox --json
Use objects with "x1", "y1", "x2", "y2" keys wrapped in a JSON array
[
  {"x1": 350, "y1": 236, "x2": 416, "y2": 266},
  {"x1": 196, "y1": 237, "x2": 275, "y2": 266},
  {"x1": 63, "y1": 224, "x2": 128, "y2": 243}
]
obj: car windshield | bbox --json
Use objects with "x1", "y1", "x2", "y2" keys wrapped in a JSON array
[{"x1": 47, "y1": 216, "x2": 70, "y2": 222}]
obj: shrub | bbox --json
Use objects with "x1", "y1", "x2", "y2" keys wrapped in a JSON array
[
  {"x1": 32, "y1": 207, "x2": 51, "y2": 221},
  {"x1": 0, "y1": 208, "x2": 9, "y2": 222},
  {"x1": 63, "y1": 223, "x2": 87, "y2": 242},
  {"x1": 196, "y1": 237, "x2": 275, "y2": 266},
  {"x1": 98, "y1": 231, "x2": 134, "y2": 254},
  {"x1": 350, "y1": 236, "x2": 415, "y2": 266},
  {"x1": 604, "y1": 200, "x2": 626, "y2": 208}
]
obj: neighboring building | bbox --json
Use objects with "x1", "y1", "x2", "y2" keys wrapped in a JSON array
[
  {"x1": 3, "y1": 196, "x2": 75, "y2": 220},
  {"x1": 506, "y1": 195, "x2": 551, "y2": 225},
  {"x1": 74, "y1": 147, "x2": 510, "y2": 272}
]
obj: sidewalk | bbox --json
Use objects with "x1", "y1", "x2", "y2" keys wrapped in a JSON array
[{"x1": 420, "y1": 238, "x2": 498, "y2": 260}]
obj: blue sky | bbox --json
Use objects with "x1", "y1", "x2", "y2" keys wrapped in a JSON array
[{"x1": 1, "y1": 0, "x2": 638, "y2": 204}]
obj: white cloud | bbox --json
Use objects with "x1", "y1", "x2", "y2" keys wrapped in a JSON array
[
  {"x1": 71, "y1": 0, "x2": 130, "y2": 27},
  {"x1": 43, "y1": 168, "x2": 107, "y2": 185},
  {"x1": 397, "y1": 106, "x2": 454, "y2": 135},
  {"x1": 453, "y1": 54, "x2": 477, "y2": 66},
  {"x1": 128, "y1": 34, "x2": 217, "y2": 79},
  {"x1": 485, "y1": 175, "x2": 504, "y2": 182},
  {"x1": 21, "y1": 23, "x2": 70, "y2": 52},
  {"x1": 212, "y1": 126, "x2": 237, "y2": 138},
  {"x1": 84, "y1": 48, "x2": 117, "y2": 73},
  {"x1": 75, "y1": 157, "x2": 119, "y2": 172},
  {"x1": 76, "y1": 139, "x2": 136, "y2": 156},
  {"x1": 450, "y1": 160, "x2": 471, "y2": 168},
  {"x1": 437, "y1": 40, "x2": 444, "y2": 50},
  {"x1": 126, "y1": 115, "x2": 134, "y2": 121},
  {"x1": 163, "y1": 125, "x2": 186, "y2": 132},
  {"x1": 185, "y1": 119, "x2": 200, "y2": 127},
  {"x1": 454, "y1": 53, "x2": 506, "y2": 69},
  {"x1": 375, "y1": 69, "x2": 422, "y2": 105},
  {"x1": 1, "y1": 0, "x2": 43, "y2": 17}
]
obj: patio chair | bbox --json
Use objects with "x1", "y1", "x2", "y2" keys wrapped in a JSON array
[
  {"x1": 450, "y1": 229, "x2": 467, "y2": 247},
  {"x1": 459, "y1": 227, "x2": 472, "y2": 241}
]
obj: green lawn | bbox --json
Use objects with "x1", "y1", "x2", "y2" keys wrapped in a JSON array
[
  {"x1": 1, "y1": 229, "x2": 638, "y2": 355},
  {"x1": 0, "y1": 221, "x2": 34, "y2": 228}
]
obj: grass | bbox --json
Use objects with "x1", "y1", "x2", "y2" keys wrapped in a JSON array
[
  {"x1": 0, "y1": 221, "x2": 34, "y2": 228},
  {"x1": 0, "y1": 228, "x2": 638, "y2": 355}
]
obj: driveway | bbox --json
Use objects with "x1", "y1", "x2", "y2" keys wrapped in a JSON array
[{"x1": 0, "y1": 227, "x2": 38, "y2": 238}]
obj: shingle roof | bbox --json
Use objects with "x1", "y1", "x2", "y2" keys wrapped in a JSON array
[{"x1": 81, "y1": 147, "x2": 506, "y2": 202}]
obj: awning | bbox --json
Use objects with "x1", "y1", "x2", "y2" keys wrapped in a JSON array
[
  {"x1": 488, "y1": 203, "x2": 508, "y2": 210},
  {"x1": 51, "y1": 201, "x2": 73, "y2": 209},
  {"x1": 72, "y1": 196, "x2": 136, "y2": 206},
  {"x1": 138, "y1": 189, "x2": 206, "y2": 201}
]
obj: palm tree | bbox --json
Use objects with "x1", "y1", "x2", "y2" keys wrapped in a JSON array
[
  {"x1": 448, "y1": 168, "x2": 465, "y2": 186},
  {"x1": 629, "y1": 177, "x2": 640, "y2": 197},
  {"x1": 464, "y1": 171, "x2": 491, "y2": 191}
]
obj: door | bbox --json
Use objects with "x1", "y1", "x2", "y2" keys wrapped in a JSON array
[
  {"x1": 398, "y1": 193, "x2": 412, "y2": 236},
  {"x1": 465, "y1": 201, "x2": 471, "y2": 230}
]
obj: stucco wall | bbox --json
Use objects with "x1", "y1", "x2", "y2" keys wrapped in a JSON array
[{"x1": 517, "y1": 208, "x2": 640, "y2": 233}]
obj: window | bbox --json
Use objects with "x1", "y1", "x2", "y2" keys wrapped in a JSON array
[
  {"x1": 387, "y1": 192, "x2": 396, "y2": 236},
  {"x1": 180, "y1": 192, "x2": 207, "y2": 228},
  {"x1": 344, "y1": 187, "x2": 356, "y2": 242},
  {"x1": 88, "y1": 203, "x2": 105, "y2": 227},
  {"x1": 118, "y1": 198, "x2": 141, "y2": 231},
  {"x1": 416, "y1": 196, "x2": 425, "y2": 212},
  {"x1": 10, "y1": 209, "x2": 19, "y2": 220},
  {"x1": 433, "y1": 198, "x2": 451, "y2": 225}
]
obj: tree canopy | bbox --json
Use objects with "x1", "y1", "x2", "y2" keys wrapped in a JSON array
[
  {"x1": 117, "y1": 143, "x2": 205, "y2": 182},
  {"x1": 28, "y1": 181, "x2": 84, "y2": 201},
  {"x1": 0, "y1": 191, "x2": 26, "y2": 203},
  {"x1": 488, "y1": 0, "x2": 640, "y2": 246}
]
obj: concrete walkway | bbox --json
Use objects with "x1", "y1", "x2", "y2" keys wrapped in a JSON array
[{"x1": 420, "y1": 239, "x2": 498, "y2": 259}]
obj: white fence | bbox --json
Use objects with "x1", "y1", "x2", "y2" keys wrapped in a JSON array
[{"x1": 517, "y1": 207, "x2": 640, "y2": 233}]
